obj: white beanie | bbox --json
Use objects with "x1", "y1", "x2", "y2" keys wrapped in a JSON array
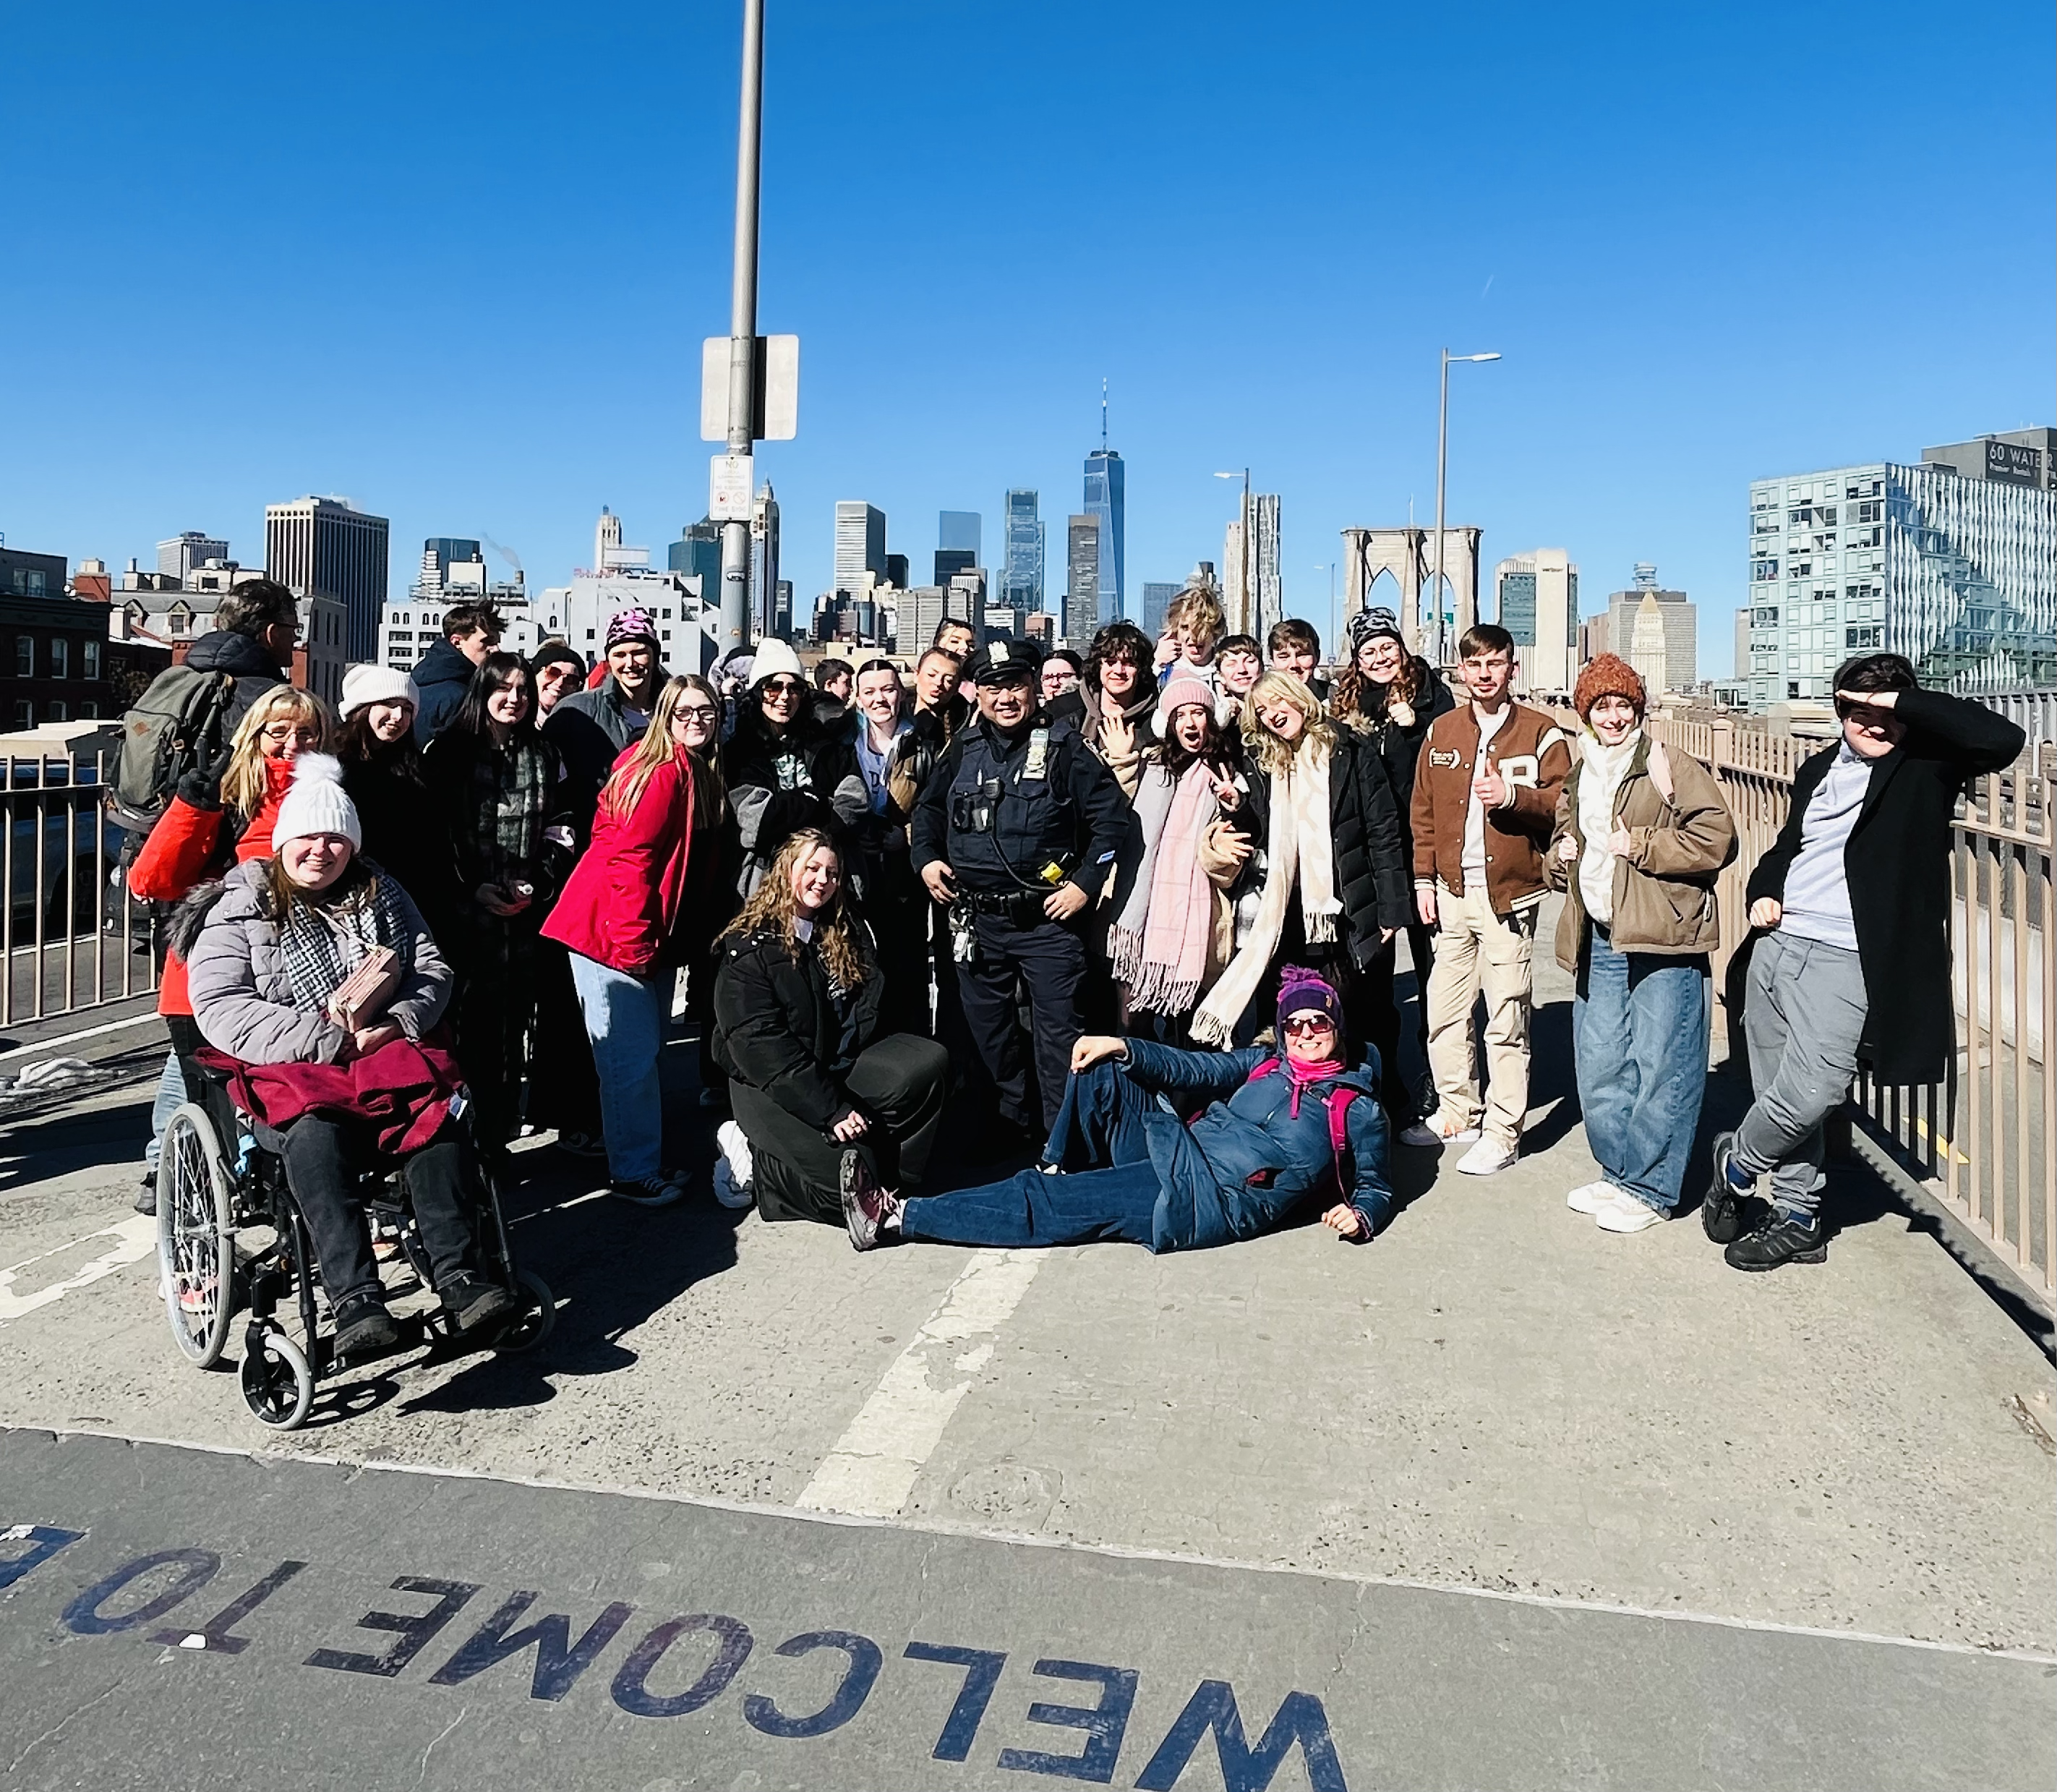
[
  {"x1": 272, "y1": 754, "x2": 362, "y2": 850},
  {"x1": 340, "y1": 663, "x2": 420, "y2": 720},
  {"x1": 748, "y1": 637, "x2": 805, "y2": 686}
]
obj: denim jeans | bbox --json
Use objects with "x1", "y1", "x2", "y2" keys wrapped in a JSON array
[
  {"x1": 1573, "y1": 927, "x2": 1711, "y2": 1212},
  {"x1": 145, "y1": 1050, "x2": 187, "y2": 1174},
  {"x1": 567, "y1": 952, "x2": 665, "y2": 1181},
  {"x1": 898, "y1": 1160, "x2": 1163, "y2": 1249},
  {"x1": 1735, "y1": 929, "x2": 1868, "y2": 1218},
  {"x1": 1041, "y1": 1058, "x2": 1160, "y2": 1171}
]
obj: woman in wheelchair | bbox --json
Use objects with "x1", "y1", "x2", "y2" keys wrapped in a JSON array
[{"x1": 184, "y1": 754, "x2": 520, "y2": 1360}]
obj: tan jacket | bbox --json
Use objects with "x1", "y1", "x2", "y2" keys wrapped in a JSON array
[
  {"x1": 1410, "y1": 701, "x2": 1572, "y2": 914},
  {"x1": 1544, "y1": 736, "x2": 1737, "y2": 970}
]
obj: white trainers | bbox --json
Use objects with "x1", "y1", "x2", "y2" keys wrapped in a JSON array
[
  {"x1": 1565, "y1": 1180, "x2": 1615, "y2": 1214},
  {"x1": 711, "y1": 1159, "x2": 755, "y2": 1211},
  {"x1": 1596, "y1": 1190, "x2": 1667, "y2": 1232},
  {"x1": 715, "y1": 1120, "x2": 755, "y2": 1191},
  {"x1": 1455, "y1": 1139, "x2": 1518, "y2": 1177},
  {"x1": 1398, "y1": 1117, "x2": 1481, "y2": 1148}
]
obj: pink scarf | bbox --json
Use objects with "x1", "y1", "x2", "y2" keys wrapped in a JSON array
[
  {"x1": 1249, "y1": 1051, "x2": 1346, "y2": 1117},
  {"x1": 1109, "y1": 760, "x2": 1218, "y2": 1016}
]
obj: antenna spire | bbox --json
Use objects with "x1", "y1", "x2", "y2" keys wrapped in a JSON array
[{"x1": 1100, "y1": 378, "x2": 1108, "y2": 451}]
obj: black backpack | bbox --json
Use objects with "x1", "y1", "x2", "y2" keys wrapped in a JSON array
[{"x1": 108, "y1": 665, "x2": 236, "y2": 835}]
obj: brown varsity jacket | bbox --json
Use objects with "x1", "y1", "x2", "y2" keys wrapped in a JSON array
[{"x1": 1408, "y1": 700, "x2": 1572, "y2": 914}]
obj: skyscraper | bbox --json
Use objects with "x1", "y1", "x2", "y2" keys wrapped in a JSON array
[
  {"x1": 834, "y1": 501, "x2": 887, "y2": 599},
  {"x1": 1002, "y1": 489, "x2": 1045, "y2": 616},
  {"x1": 1141, "y1": 582, "x2": 1179, "y2": 639},
  {"x1": 264, "y1": 495, "x2": 389, "y2": 662},
  {"x1": 1494, "y1": 550, "x2": 1579, "y2": 694},
  {"x1": 1084, "y1": 450, "x2": 1124, "y2": 625},
  {"x1": 1066, "y1": 515, "x2": 1100, "y2": 644},
  {"x1": 157, "y1": 532, "x2": 228, "y2": 583},
  {"x1": 938, "y1": 511, "x2": 980, "y2": 557},
  {"x1": 668, "y1": 519, "x2": 723, "y2": 604},
  {"x1": 1601, "y1": 565, "x2": 1696, "y2": 688},
  {"x1": 1252, "y1": 493, "x2": 1281, "y2": 636},
  {"x1": 750, "y1": 486, "x2": 782, "y2": 639},
  {"x1": 1745, "y1": 430, "x2": 2056, "y2": 707},
  {"x1": 594, "y1": 507, "x2": 623, "y2": 573}
]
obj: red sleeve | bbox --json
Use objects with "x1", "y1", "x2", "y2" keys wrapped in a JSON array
[
  {"x1": 129, "y1": 798, "x2": 224, "y2": 903},
  {"x1": 601, "y1": 759, "x2": 691, "y2": 976}
]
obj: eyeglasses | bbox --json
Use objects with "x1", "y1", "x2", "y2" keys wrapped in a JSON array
[
  {"x1": 764, "y1": 679, "x2": 805, "y2": 697},
  {"x1": 674, "y1": 705, "x2": 720, "y2": 724},
  {"x1": 260, "y1": 724, "x2": 321, "y2": 746},
  {"x1": 1282, "y1": 1014, "x2": 1335, "y2": 1036}
]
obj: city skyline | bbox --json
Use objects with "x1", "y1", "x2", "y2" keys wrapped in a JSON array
[{"x1": 1, "y1": 3, "x2": 2049, "y2": 677}]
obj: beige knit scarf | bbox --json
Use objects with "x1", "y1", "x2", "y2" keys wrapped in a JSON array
[{"x1": 1189, "y1": 735, "x2": 1337, "y2": 1046}]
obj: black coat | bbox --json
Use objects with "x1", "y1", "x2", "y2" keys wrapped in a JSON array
[
  {"x1": 721, "y1": 707, "x2": 868, "y2": 884},
  {"x1": 1236, "y1": 729, "x2": 1413, "y2": 969},
  {"x1": 179, "y1": 630, "x2": 287, "y2": 733},
  {"x1": 1747, "y1": 689, "x2": 2023, "y2": 1085},
  {"x1": 341, "y1": 749, "x2": 459, "y2": 941},
  {"x1": 711, "y1": 923, "x2": 883, "y2": 1130},
  {"x1": 542, "y1": 675, "x2": 653, "y2": 843},
  {"x1": 410, "y1": 639, "x2": 477, "y2": 745},
  {"x1": 1347, "y1": 665, "x2": 1456, "y2": 857}
]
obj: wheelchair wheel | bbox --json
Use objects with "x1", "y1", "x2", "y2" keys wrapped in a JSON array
[
  {"x1": 239, "y1": 1326, "x2": 315, "y2": 1430},
  {"x1": 157, "y1": 1104, "x2": 237, "y2": 1368},
  {"x1": 494, "y1": 1270, "x2": 555, "y2": 1355}
]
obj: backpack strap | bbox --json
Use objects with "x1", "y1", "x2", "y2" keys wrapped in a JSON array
[
  {"x1": 1325, "y1": 1085, "x2": 1364, "y2": 1205},
  {"x1": 1245, "y1": 1056, "x2": 1281, "y2": 1084},
  {"x1": 1646, "y1": 739, "x2": 1675, "y2": 807}
]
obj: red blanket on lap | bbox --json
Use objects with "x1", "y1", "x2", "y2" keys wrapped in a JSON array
[{"x1": 194, "y1": 1038, "x2": 466, "y2": 1157}]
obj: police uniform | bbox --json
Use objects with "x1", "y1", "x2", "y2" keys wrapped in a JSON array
[{"x1": 910, "y1": 640, "x2": 1133, "y2": 1136}]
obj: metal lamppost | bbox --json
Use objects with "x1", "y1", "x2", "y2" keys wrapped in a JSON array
[
  {"x1": 717, "y1": 0, "x2": 766, "y2": 652},
  {"x1": 1213, "y1": 468, "x2": 1252, "y2": 633},
  {"x1": 1313, "y1": 563, "x2": 1337, "y2": 666},
  {"x1": 1428, "y1": 349, "x2": 1500, "y2": 665}
]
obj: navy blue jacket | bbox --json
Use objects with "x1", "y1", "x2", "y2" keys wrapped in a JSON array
[
  {"x1": 411, "y1": 639, "x2": 476, "y2": 745},
  {"x1": 1119, "y1": 1039, "x2": 1393, "y2": 1251}
]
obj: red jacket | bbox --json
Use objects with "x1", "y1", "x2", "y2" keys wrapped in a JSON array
[{"x1": 542, "y1": 747, "x2": 707, "y2": 977}]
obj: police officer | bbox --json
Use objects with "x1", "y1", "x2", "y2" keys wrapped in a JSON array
[{"x1": 912, "y1": 639, "x2": 1132, "y2": 1144}]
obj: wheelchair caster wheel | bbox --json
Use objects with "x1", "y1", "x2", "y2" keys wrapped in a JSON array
[
  {"x1": 240, "y1": 1328, "x2": 315, "y2": 1430},
  {"x1": 494, "y1": 1271, "x2": 555, "y2": 1355}
]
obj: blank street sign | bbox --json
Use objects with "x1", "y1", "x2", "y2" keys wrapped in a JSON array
[{"x1": 701, "y1": 335, "x2": 799, "y2": 442}]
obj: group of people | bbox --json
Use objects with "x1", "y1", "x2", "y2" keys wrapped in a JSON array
[{"x1": 125, "y1": 571, "x2": 2024, "y2": 1359}]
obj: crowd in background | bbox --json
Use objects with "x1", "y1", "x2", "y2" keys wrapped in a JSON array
[{"x1": 125, "y1": 568, "x2": 2024, "y2": 1334}]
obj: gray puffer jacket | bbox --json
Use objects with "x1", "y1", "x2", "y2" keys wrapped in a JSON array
[{"x1": 184, "y1": 860, "x2": 451, "y2": 1066}]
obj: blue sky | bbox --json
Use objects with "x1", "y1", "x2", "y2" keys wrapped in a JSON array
[{"x1": 4, "y1": 1, "x2": 2050, "y2": 675}]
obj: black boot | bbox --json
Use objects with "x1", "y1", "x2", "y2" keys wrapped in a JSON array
[
  {"x1": 1701, "y1": 1132, "x2": 1750, "y2": 1244},
  {"x1": 1724, "y1": 1210, "x2": 1828, "y2": 1271},
  {"x1": 441, "y1": 1277, "x2": 520, "y2": 1336},
  {"x1": 333, "y1": 1293, "x2": 402, "y2": 1360}
]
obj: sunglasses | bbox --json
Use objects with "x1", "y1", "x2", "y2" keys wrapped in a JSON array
[
  {"x1": 1283, "y1": 1014, "x2": 1335, "y2": 1036},
  {"x1": 764, "y1": 679, "x2": 805, "y2": 697}
]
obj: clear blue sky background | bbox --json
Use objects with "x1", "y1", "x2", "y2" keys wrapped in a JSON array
[{"x1": 4, "y1": 1, "x2": 2050, "y2": 675}]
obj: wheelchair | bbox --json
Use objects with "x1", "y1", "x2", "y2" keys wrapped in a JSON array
[{"x1": 153, "y1": 1063, "x2": 553, "y2": 1430}]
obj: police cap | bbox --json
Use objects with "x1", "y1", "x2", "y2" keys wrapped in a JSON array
[{"x1": 962, "y1": 638, "x2": 1043, "y2": 687}]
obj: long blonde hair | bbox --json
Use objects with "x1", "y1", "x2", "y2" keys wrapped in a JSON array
[
  {"x1": 599, "y1": 674, "x2": 725, "y2": 827},
  {"x1": 1242, "y1": 670, "x2": 1338, "y2": 777},
  {"x1": 718, "y1": 827, "x2": 869, "y2": 990},
  {"x1": 223, "y1": 686, "x2": 333, "y2": 819}
]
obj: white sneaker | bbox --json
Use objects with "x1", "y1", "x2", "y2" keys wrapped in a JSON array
[
  {"x1": 1596, "y1": 1190, "x2": 1667, "y2": 1232},
  {"x1": 715, "y1": 1120, "x2": 755, "y2": 1191},
  {"x1": 1398, "y1": 1117, "x2": 1481, "y2": 1148},
  {"x1": 711, "y1": 1159, "x2": 755, "y2": 1211},
  {"x1": 1565, "y1": 1179, "x2": 1615, "y2": 1214},
  {"x1": 1455, "y1": 1139, "x2": 1518, "y2": 1177}
]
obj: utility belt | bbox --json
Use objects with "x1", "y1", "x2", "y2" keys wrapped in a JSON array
[{"x1": 956, "y1": 889, "x2": 1051, "y2": 921}]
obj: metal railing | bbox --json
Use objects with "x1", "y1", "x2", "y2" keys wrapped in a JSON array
[
  {"x1": 1, "y1": 743, "x2": 159, "y2": 1028},
  {"x1": 1643, "y1": 714, "x2": 2054, "y2": 1302}
]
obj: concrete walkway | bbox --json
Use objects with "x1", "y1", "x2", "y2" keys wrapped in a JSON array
[{"x1": 1, "y1": 896, "x2": 2051, "y2": 1673}]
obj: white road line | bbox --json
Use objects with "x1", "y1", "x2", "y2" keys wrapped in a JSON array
[
  {"x1": 0, "y1": 1216, "x2": 158, "y2": 1320},
  {"x1": 0, "y1": 1010, "x2": 163, "y2": 1062},
  {"x1": 796, "y1": 1249, "x2": 1045, "y2": 1519}
]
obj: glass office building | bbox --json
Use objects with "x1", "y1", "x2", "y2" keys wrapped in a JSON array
[
  {"x1": 1003, "y1": 488, "x2": 1045, "y2": 618},
  {"x1": 1745, "y1": 432, "x2": 2056, "y2": 707},
  {"x1": 1083, "y1": 451, "x2": 1124, "y2": 625}
]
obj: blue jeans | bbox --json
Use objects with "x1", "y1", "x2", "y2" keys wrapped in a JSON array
[
  {"x1": 899, "y1": 1160, "x2": 1163, "y2": 1249},
  {"x1": 145, "y1": 1049, "x2": 187, "y2": 1174},
  {"x1": 567, "y1": 952, "x2": 665, "y2": 1181},
  {"x1": 1573, "y1": 928, "x2": 1711, "y2": 1211},
  {"x1": 1041, "y1": 1058, "x2": 1158, "y2": 1170}
]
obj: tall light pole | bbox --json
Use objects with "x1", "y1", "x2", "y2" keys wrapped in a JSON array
[
  {"x1": 1214, "y1": 468, "x2": 1251, "y2": 633},
  {"x1": 718, "y1": 0, "x2": 766, "y2": 652},
  {"x1": 1313, "y1": 563, "x2": 1337, "y2": 664},
  {"x1": 1429, "y1": 349, "x2": 1500, "y2": 665}
]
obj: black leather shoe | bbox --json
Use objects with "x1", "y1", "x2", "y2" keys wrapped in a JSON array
[
  {"x1": 333, "y1": 1294, "x2": 402, "y2": 1359},
  {"x1": 441, "y1": 1278, "x2": 521, "y2": 1336},
  {"x1": 1724, "y1": 1211, "x2": 1828, "y2": 1271},
  {"x1": 1702, "y1": 1133, "x2": 1749, "y2": 1244}
]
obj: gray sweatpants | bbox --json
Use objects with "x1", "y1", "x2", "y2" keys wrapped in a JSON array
[{"x1": 1735, "y1": 929, "x2": 1868, "y2": 1216}]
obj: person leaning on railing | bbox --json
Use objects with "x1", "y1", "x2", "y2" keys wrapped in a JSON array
[{"x1": 1704, "y1": 652, "x2": 2025, "y2": 1272}]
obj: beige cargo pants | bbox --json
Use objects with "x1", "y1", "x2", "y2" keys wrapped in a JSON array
[{"x1": 1424, "y1": 882, "x2": 1538, "y2": 1153}]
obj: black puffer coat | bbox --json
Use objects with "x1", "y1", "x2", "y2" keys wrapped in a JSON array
[
  {"x1": 711, "y1": 923, "x2": 884, "y2": 1130},
  {"x1": 721, "y1": 707, "x2": 868, "y2": 891},
  {"x1": 1341, "y1": 663, "x2": 1456, "y2": 858},
  {"x1": 1235, "y1": 728, "x2": 1411, "y2": 970}
]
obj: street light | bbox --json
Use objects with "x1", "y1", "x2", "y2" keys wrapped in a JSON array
[
  {"x1": 718, "y1": 0, "x2": 767, "y2": 652},
  {"x1": 1428, "y1": 349, "x2": 1500, "y2": 665},
  {"x1": 1214, "y1": 469, "x2": 1251, "y2": 633},
  {"x1": 1312, "y1": 563, "x2": 1337, "y2": 665}
]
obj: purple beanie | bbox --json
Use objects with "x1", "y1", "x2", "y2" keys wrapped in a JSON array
[{"x1": 1276, "y1": 965, "x2": 1343, "y2": 1033}]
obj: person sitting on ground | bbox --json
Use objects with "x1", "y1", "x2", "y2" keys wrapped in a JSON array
[
  {"x1": 1706, "y1": 652, "x2": 2024, "y2": 1272},
  {"x1": 711, "y1": 829, "x2": 949, "y2": 1222},
  {"x1": 842, "y1": 967, "x2": 1391, "y2": 1254},
  {"x1": 411, "y1": 600, "x2": 503, "y2": 744},
  {"x1": 182, "y1": 756, "x2": 518, "y2": 1359},
  {"x1": 1544, "y1": 654, "x2": 1736, "y2": 1234}
]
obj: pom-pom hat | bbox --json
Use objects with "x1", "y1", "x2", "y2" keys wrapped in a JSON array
[{"x1": 271, "y1": 754, "x2": 362, "y2": 850}]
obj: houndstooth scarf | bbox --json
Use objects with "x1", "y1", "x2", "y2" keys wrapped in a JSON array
[{"x1": 275, "y1": 870, "x2": 414, "y2": 1014}]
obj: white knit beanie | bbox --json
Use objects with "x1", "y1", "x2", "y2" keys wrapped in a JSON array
[
  {"x1": 272, "y1": 754, "x2": 362, "y2": 850},
  {"x1": 340, "y1": 663, "x2": 421, "y2": 720},
  {"x1": 748, "y1": 636, "x2": 805, "y2": 686}
]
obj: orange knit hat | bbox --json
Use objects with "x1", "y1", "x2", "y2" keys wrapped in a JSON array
[{"x1": 1573, "y1": 652, "x2": 1646, "y2": 721}]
